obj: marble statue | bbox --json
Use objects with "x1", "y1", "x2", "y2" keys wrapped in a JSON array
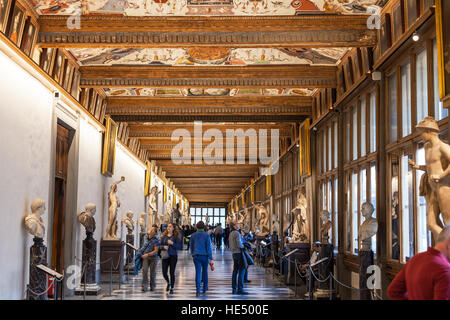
[
  {"x1": 289, "y1": 191, "x2": 310, "y2": 243},
  {"x1": 320, "y1": 210, "x2": 332, "y2": 244},
  {"x1": 173, "y1": 203, "x2": 181, "y2": 226},
  {"x1": 164, "y1": 199, "x2": 173, "y2": 224},
  {"x1": 122, "y1": 211, "x2": 134, "y2": 235},
  {"x1": 205, "y1": 214, "x2": 210, "y2": 225},
  {"x1": 148, "y1": 185, "x2": 162, "y2": 227},
  {"x1": 24, "y1": 199, "x2": 46, "y2": 238},
  {"x1": 254, "y1": 203, "x2": 270, "y2": 236},
  {"x1": 182, "y1": 208, "x2": 190, "y2": 226},
  {"x1": 359, "y1": 202, "x2": 378, "y2": 251},
  {"x1": 105, "y1": 176, "x2": 125, "y2": 240},
  {"x1": 77, "y1": 203, "x2": 96, "y2": 234},
  {"x1": 409, "y1": 117, "x2": 450, "y2": 242},
  {"x1": 138, "y1": 212, "x2": 146, "y2": 234}
]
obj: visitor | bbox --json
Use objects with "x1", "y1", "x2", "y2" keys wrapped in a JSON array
[
  {"x1": 224, "y1": 224, "x2": 230, "y2": 249},
  {"x1": 141, "y1": 225, "x2": 160, "y2": 292},
  {"x1": 388, "y1": 225, "x2": 450, "y2": 300},
  {"x1": 160, "y1": 223, "x2": 183, "y2": 294},
  {"x1": 190, "y1": 221, "x2": 213, "y2": 297},
  {"x1": 300, "y1": 241, "x2": 321, "y2": 297},
  {"x1": 229, "y1": 221, "x2": 248, "y2": 295},
  {"x1": 241, "y1": 229, "x2": 252, "y2": 283},
  {"x1": 215, "y1": 223, "x2": 223, "y2": 249}
]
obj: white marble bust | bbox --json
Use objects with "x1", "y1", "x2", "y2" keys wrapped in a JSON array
[
  {"x1": 138, "y1": 212, "x2": 146, "y2": 233},
  {"x1": 25, "y1": 199, "x2": 46, "y2": 238},
  {"x1": 359, "y1": 202, "x2": 378, "y2": 251},
  {"x1": 77, "y1": 203, "x2": 96, "y2": 234},
  {"x1": 122, "y1": 210, "x2": 134, "y2": 235}
]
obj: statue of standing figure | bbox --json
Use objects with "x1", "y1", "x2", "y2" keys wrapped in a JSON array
[
  {"x1": 138, "y1": 212, "x2": 146, "y2": 234},
  {"x1": 148, "y1": 185, "x2": 161, "y2": 228},
  {"x1": 122, "y1": 210, "x2": 134, "y2": 235},
  {"x1": 253, "y1": 203, "x2": 270, "y2": 236},
  {"x1": 77, "y1": 203, "x2": 96, "y2": 235},
  {"x1": 105, "y1": 176, "x2": 125, "y2": 240},
  {"x1": 320, "y1": 210, "x2": 332, "y2": 244},
  {"x1": 359, "y1": 202, "x2": 378, "y2": 251},
  {"x1": 25, "y1": 199, "x2": 46, "y2": 239},
  {"x1": 289, "y1": 191, "x2": 310, "y2": 243},
  {"x1": 409, "y1": 117, "x2": 450, "y2": 242},
  {"x1": 164, "y1": 196, "x2": 173, "y2": 224}
]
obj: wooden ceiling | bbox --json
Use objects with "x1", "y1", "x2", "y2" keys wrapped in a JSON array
[{"x1": 33, "y1": 0, "x2": 383, "y2": 203}]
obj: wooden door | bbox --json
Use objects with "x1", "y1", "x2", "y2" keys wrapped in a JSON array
[{"x1": 51, "y1": 124, "x2": 69, "y2": 273}]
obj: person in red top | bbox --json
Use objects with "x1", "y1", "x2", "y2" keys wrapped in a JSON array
[{"x1": 388, "y1": 225, "x2": 450, "y2": 300}]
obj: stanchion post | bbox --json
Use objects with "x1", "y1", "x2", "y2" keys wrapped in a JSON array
[
  {"x1": 109, "y1": 260, "x2": 112, "y2": 296},
  {"x1": 83, "y1": 264, "x2": 87, "y2": 300},
  {"x1": 308, "y1": 269, "x2": 313, "y2": 300},
  {"x1": 294, "y1": 259, "x2": 297, "y2": 297},
  {"x1": 329, "y1": 272, "x2": 332, "y2": 300}
]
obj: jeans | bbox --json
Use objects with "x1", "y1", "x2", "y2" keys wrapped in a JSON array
[
  {"x1": 162, "y1": 255, "x2": 178, "y2": 288},
  {"x1": 232, "y1": 252, "x2": 245, "y2": 292},
  {"x1": 142, "y1": 257, "x2": 158, "y2": 289},
  {"x1": 193, "y1": 255, "x2": 209, "y2": 293},
  {"x1": 244, "y1": 267, "x2": 248, "y2": 282},
  {"x1": 216, "y1": 234, "x2": 222, "y2": 249}
]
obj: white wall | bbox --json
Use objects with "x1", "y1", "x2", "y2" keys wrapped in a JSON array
[
  {"x1": 0, "y1": 47, "x2": 148, "y2": 299},
  {"x1": 0, "y1": 49, "x2": 53, "y2": 299}
]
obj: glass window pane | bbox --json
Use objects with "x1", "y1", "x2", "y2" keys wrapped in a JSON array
[
  {"x1": 391, "y1": 156, "x2": 400, "y2": 260},
  {"x1": 370, "y1": 163, "x2": 377, "y2": 253},
  {"x1": 334, "y1": 178, "x2": 339, "y2": 248},
  {"x1": 361, "y1": 98, "x2": 366, "y2": 157},
  {"x1": 416, "y1": 48, "x2": 428, "y2": 123},
  {"x1": 352, "y1": 172, "x2": 359, "y2": 254},
  {"x1": 328, "y1": 126, "x2": 332, "y2": 170},
  {"x1": 389, "y1": 73, "x2": 398, "y2": 143},
  {"x1": 401, "y1": 154, "x2": 415, "y2": 262},
  {"x1": 369, "y1": 91, "x2": 377, "y2": 153},
  {"x1": 346, "y1": 173, "x2": 351, "y2": 252},
  {"x1": 196, "y1": 208, "x2": 201, "y2": 216},
  {"x1": 352, "y1": 105, "x2": 358, "y2": 160},
  {"x1": 323, "y1": 130, "x2": 327, "y2": 172},
  {"x1": 220, "y1": 208, "x2": 225, "y2": 216},
  {"x1": 334, "y1": 121, "x2": 338, "y2": 168},
  {"x1": 416, "y1": 147, "x2": 431, "y2": 253},
  {"x1": 401, "y1": 62, "x2": 412, "y2": 137},
  {"x1": 214, "y1": 208, "x2": 220, "y2": 216},
  {"x1": 433, "y1": 39, "x2": 448, "y2": 120},
  {"x1": 346, "y1": 112, "x2": 351, "y2": 163}
]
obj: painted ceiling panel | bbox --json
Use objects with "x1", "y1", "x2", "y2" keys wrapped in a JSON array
[{"x1": 33, "y1": 0, "x2": 383, "y2": 16}]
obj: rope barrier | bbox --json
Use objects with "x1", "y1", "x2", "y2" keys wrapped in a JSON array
[{"x1": 26, "y1": 277, "x2": 56, "y2": 296}]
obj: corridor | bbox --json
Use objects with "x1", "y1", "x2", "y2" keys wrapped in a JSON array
[{"x1": 75, "y1": 248, "x2": 300, "y2": 300}]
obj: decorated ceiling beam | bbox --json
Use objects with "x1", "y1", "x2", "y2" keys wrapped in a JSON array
[
  {"x1": 80, "y1": 65, "x2": 336, "y2": 88},
  {"x1": 37, "y1": 15, "x2": 377, "y2": 48}
]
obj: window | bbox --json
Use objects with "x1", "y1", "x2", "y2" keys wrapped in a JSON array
[
  {"x1": 346, "y1": 112, "x2": 351, "y2": 163},
  {"x1": 190, "y1": 206, "x2": 227, "y2": 226},
  {"x1": 416, "y1": 147, "x2": 431, "y2": 253},
  {"x1": 401, "y1": 62, "x2": 412, "y2": 137},
  {"x1": 351, "y1": 172, "x2": 358, "y2": 254},
  {"x1": 416, "y1": 48, "x2": 428, "y2": 123},
  {"x1": 334, "y1": 121, "x2": 338, "y2": 168},
  {"x1": 433, "y1": 39, "x2": 448, "y2": 120},
  {"x1": 388, "y1": 73, "x2": 398, "y2": 143},
  {"x1": 352, "y1": 105, "x2": 358, "y2": 160},
  {"x1": 361, "y1": 98, "x2": 366, "y2": 157},
  {"x1": 369, "y1": 91, "x2": 377, "y2": 153},
  {"x1": 391, "y1": 156, "x2": 400, "y2": 260},
  {"x1": 334, "y1": 178, "x2": 339, "y2": 248},
  {"x1": 401, "y1": 154, "x2": 415, "y2": 262},
  {"x1": 328, "y1": 125, "x2": 332, "y2": 170},
  {"x1": 346, "y1": 173, "x2": 351, "y2": 252},
  {"x1": 370, "y1": 163, "x2": 377, "y2": 253}
]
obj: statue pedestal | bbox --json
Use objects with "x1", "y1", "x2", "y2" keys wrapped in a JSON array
[
  {"x1": 28, "y1": 237, "x2": 48, "y2": 300},
  {"x1": 100, "y1": 239, "x2": 125, "y2": 283},
  {"x1": 315, "y1": 243, "x2": 335, "y2": 299},
  {"x1": 124, "y1": 234, "x2": 135, "y2": 271},
  {"x1": 139, "y1": 232, "x2": 146, "y2": 248},
  {"x1": 75, "y1": 232, "x2": 101, "y2": 296},
  {"x1": 285, "y1": 242, "x2": 310, "y2": 285},
  {"x1": 359, "y1": 249, "x2": 374, "y2": 300}
]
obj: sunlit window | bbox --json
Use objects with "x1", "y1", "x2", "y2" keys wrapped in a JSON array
[
  {"x1": 388, "y1": 73, "x2": 398, "y2": 143},
  {"x1": 401, "y1": 62, "x2": 412, "y2": 137},
  {"x1": 433, "y1": 39, "x2": 448, "y2": 120},
  {"x1": 416, "y1": 48, "x2": 428, "y2": 123},
  {"x1": 369, "y1": 91, "x2": 377, "y2": 153},
  {"x1": 401, "y1": 154, "x2": 415, "y2": 262}
]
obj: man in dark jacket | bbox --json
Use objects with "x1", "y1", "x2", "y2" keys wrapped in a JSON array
[{"x1": 190, "y1": 221, "x2": 213, "y2": 296}]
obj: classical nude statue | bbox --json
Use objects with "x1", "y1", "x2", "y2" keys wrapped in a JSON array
[
  {"x1": 105, "y1": 176, "x2": 125, "y2": 240},
  {"x1": 121, "y1": 210, "x2": 134, "y2": 235},
  {"x1": 138, "y1": 212, "x2": 146, "y2": 234},
  {"x1": 289, "y1": 191, "x2": 310, "y2": 243},
  {"x1": 164, "y1": 198, "x2": 173, "y2": 224},
  {"x1": 24, "y1": 199, "x2": 46, "y2": 239},
  {"x1": 148, "y1": 185, "x2": 161, "y2": 227},
  {"x1": 253, "y1": 203, "x2": 270, "y2": 236},
  {"x1": 359, "y1": 202, "x2": 378, "y2": 251},
  {"x1": 320, "y1": 210, "x2": 332, "y2": 244},
  {"x1": 409, "y1": 117, "x2": 450, "y2": 242},
  {"x1": 182, "y1": 208, "x2": 190, "y2": 226},
  {"x1": 77, "y1": 203, "x2": 96, "y2": 235}
]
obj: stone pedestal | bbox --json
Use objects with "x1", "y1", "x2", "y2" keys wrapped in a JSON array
[
  {"x1": 28, "y1": 237, "x2": 48, "y2": 300},
  {"x1": 139, "y1": 232, "x2": 146, "y2": 248},
  {"x1": 100, "y1": 239, "x2": 125, "y2": 283},
  {"x1": 75, "y1": 232, "x2": 101, "y2": 295},
  {"x1": 124, "y1": 234, "x2": 135, "y2": 271},
  {"x1": 315, "y1": 243, "x2": 335, "y2": 299},
  {"x1": 285, "y1": 242, "x2": 310, "y2": 285},
  {"x1": 359, "y1": 249, "x2": 374, "y2": 300}
]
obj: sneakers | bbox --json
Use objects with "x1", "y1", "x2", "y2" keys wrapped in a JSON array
[
  {"x1": 237, "y1": 291, "x2": 249, "y2": 295},
  {"x1": 142, "y1": 287, "x2": 147, "y2": 293},
  {"x1": 244, "y1": 280, "x2": 252, "y2": 283},
  {"x1": 166, "y1": 283, "x2": 171, "y2": 291},
  {"x1": 170, "y1": 288, "x2": 174, "y2": 294}
]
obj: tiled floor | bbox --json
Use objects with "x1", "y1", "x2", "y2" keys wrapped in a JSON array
[{"x1": 71, "y1": 247, "x2": 303, "y2": 300}]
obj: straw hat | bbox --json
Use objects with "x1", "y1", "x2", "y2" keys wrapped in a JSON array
[{"x1": 416, "y1": 116, "x2": 439, "y2": 132}]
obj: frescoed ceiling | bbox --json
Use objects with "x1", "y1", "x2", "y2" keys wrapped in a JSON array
[
  {"x1": 32, "y1": 0, "x2": 383, "y2": 16},
  {"x1": 69, "y1": 47, "x2": 349, "y2": 66}
]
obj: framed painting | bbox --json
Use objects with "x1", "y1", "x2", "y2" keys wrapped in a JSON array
[
  {"x1": 404, "y1": 0, "x2": 418, "y2": 29},
  {"x1": 94, "y1": 94, "x2": 103, "y2": 120},
  {"x1": 20, "y1": 17, "x2": 38, "y2": 57},
  {"x1": 392, "y1": 3, "x2": 404, "y2": 44},
  {"x1": 40, "y1": 48, "x2": 55, "y2": 74},
  {"x1": 337, "y1": 65, "x2": 346, "y2": 95},
  {"x1": 62, "y1": 61, "x2": 74, "y2": 92},
  {"x1": 343, "y1": 60, "x2": 353, "y2": 90},
  {"x1": 0, "y1": 0, "x2": 12, "y2": 33},
  {"x1": 52, "y1": 49, "x2": 64, "y2": 83},
  {"x1": 361, "y1": 47, "x2": 371, "y2": 74},
  {"x1": 89, "y1": 90, "x2": 98, "y2": 115},
  {"x1": 144, "y1": 160, "x2": 152, "y2": 197},
  {"x1": 379, "y1": 14, "x2": 392, "y2": 56},
  {"x1": 436, "y1": 0, "x2": 450, "y2": 107},
  {"x1": 6, "y1": 1, "x2": 25, "y2": 46},
  {"x1": 298, "y1": 118, "x2": 311, "y2": 176},
  {"x1": 99, "y1": 100, "x2": 107, "y2": 124},
  {"x1": 101, "y1": 116, "x2": 118, "y2": 176},
  {"x1": 422, "y1": 0, "x2": 434, "y2": 11},
  {"x1": 70, "y1": 69, "x2": 81, "y2": 100}
]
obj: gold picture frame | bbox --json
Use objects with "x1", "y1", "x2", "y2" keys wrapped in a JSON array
[
  {"x1": 20, "y1": 16, "x2": 38, "y2": 57},
  {"x1": 101, "y1": 116, "x2": 118, "y2": 176},
  {"x1": 7, "y1": 1, "x2": 25, "y2": 46},
  {"x1": 144, "y1": 160, "x2": 151, "y2": 196},
  {"x1": 0, "y1": 0, "x2": 12, "y2": 34},
  {"x1": 436, "y1": 0, "x2": 450, "y2": 107},
  {"x1": 299, "y1": 118, "x2": 311, "y2": 176}
]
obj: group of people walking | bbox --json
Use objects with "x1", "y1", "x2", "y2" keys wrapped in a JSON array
[{"x1": 136, "y1": 220, "x2": 253, "y2": 296}]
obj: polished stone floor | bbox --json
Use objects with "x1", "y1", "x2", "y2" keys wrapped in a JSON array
[{"x1": 71, "y1": 246, "x2": 303, "y2": 300}]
